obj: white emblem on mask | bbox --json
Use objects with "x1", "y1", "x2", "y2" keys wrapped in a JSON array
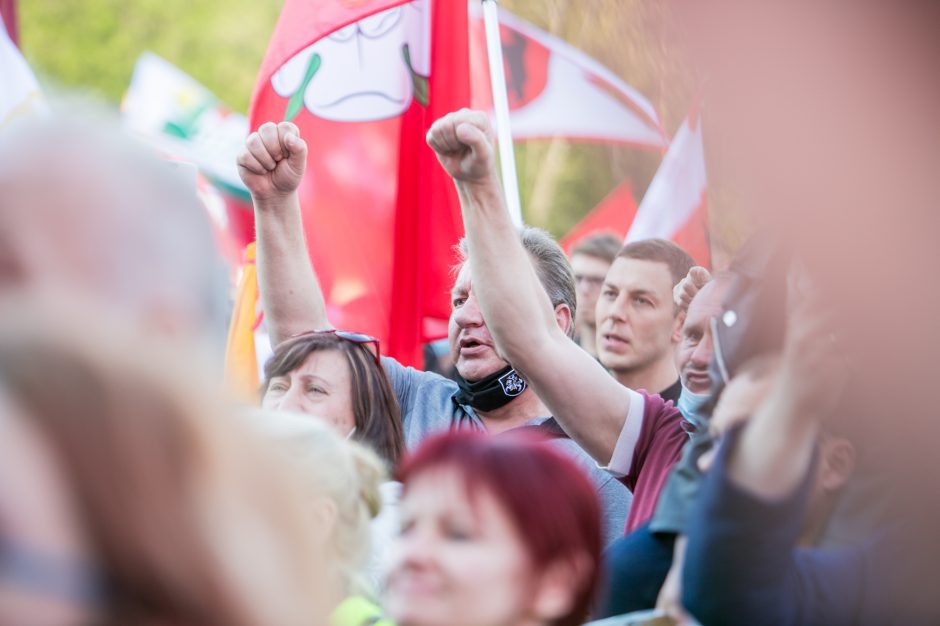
[{"x1": 498, "y1": 370, "x2": 526, "y2": 396}]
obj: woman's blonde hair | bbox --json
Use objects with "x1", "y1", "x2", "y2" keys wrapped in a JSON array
[{"x1": 252, "y1": 410, "x2": 387, "y2": 596}]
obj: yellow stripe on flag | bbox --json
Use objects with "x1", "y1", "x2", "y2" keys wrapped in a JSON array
[{"x1": 224, "y1": 242, "x2": 261, "y2": 403}]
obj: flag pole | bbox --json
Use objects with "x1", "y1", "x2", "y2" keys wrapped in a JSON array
[{"x1": 481, "y1": 0, "x2": 523, "y2": 227}]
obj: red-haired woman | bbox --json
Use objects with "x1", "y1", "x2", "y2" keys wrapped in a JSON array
[{"x1": 385, "y1": 430, "x2": 601, "y2": 626}]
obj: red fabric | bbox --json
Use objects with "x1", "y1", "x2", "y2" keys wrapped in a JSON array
[
  {"x1": 560, "y1": 181, "x2": 638, "y2": 254},
  {"x1": 248, "y1": 0, "x2": 468, "y2": 366},
  {"x1": 671, "y1": 194, "x2": 710, "y2": 268},
  {"x1": 1, "y1": 0, "x2": 17, "y2": 44},
  {"x1": 621, "y1": 391, "x2": 687, "y2": 533},
  {"x1": 388, "y1": 0, "x2": 469, "y2": 366}
]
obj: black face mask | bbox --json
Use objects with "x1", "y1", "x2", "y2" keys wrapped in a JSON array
[{"x1": 454, "y1": 366, "x2": 528, "y2": 412}]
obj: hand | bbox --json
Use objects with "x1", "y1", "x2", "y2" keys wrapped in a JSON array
[
  {"x1": 656, "y1": 536, "x2": 693, "y2": 625},
  {"x1": 426, "y1": 109, "x2": 497, "y2": 186},
  {"x1": 237, "y1": 122, "x2": 307, "y2": 201},
  {"x1": 673, "y1": 266, "x2": 712, "y2": 310}
]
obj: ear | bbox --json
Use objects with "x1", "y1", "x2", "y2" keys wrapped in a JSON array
[
  {"x1": 553, "y1": 303, "x2": 573, "y2": 337},
  {"x1": 531, "y1": 554, "x2": 592, "y2": 623},
  {"x1": 818, "y1": 438, "x2": 856, "y2": 492},
  {"x1": 671, "y1": 308, "x2": 687, "y2": 344}
]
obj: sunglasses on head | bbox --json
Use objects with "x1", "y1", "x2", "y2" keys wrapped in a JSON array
[{"x1": 288, "y1": 329, "x2": 381, "y2": 365}]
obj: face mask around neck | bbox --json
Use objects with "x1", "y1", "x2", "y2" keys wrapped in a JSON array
[
  {"x1": 454, "y1": 365, "x2": 528, "y2": 412},
  {"x1": 677, "y1": 384, "x2": 713, "y2": 431}
]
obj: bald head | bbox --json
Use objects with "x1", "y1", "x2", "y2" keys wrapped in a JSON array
[
  {"x1": 676, "y1": 274, "x2": 734, "y2": 394},
  {"x1": 0, "y1": 111, "x2": 228, "y2": 344}
]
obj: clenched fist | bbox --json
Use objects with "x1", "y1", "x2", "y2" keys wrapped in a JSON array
[
  {"x1": 426, "y1": 109, "x2": 497, "y2": 185},
  {"x1": 674, "y1": 266, "x2": 713, "y2": 311},
  {"x1": 237, "y1": 121, "x2": 307, "y2": 201}
]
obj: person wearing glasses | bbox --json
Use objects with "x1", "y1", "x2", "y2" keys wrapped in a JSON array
[
  {"x1": 259, "y1": 329, "x2": 406, "y2": 591},
  {"x1": 261, "y1": 329, "x2": 405, "y2": 468},
  {"x1": 238, "y1": 121, "x2": 632, "y2": 547},
  {"x1": 569, "y1": 232, "x2": 622, "y2": 359}
]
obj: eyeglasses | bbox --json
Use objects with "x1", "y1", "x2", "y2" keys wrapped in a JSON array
[
  {"x1": 574, "y1": 274, "x2": 606, "y2": 289},
  {"x1": 288, "y1": 329, "x2": 382, "y2": 365}
]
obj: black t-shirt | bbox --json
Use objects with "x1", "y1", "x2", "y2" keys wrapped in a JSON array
[{"x1": 658, "y1": 379, "x2": 683, "y2": 405}]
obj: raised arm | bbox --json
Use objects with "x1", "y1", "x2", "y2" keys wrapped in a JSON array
[
  {"x1": 727, "y1": 302, "x2": 846, "y2": 499},
  {"x1": 237, "y1": 122, "x2": 332, "y2": 346},
  {"x1": 426, "y1": 110, "x2": 632, "y2": 464}
]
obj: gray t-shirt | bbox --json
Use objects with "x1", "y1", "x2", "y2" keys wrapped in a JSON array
[{"x1": 383, "y1": 357, "x2": 631, "y2": 546}]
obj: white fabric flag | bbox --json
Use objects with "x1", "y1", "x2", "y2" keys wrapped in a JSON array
[
  {"x1": 470, "y1": 6, "x2": 666, "y2": 149},
  {"x1": 0, "y1": 14, "x2": 43, "y2": 134},
  {"x1": 627, "y1": 111, "x2": 710, "y2": 265},
  {"x1": 628, "y1": 113, "x2": 706, "y2": 240}
]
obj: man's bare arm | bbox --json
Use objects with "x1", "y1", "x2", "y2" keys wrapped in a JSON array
[
  {"x1": 237, "y1": 122, "x2": 332, "y2": 346},
  {"x1": 427, "y1": 110, "x2": 632, "y2": 464}
]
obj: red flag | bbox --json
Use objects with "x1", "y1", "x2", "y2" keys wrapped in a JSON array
[
  {"x1": 0, "y1": 0, "x2": 17, "y2": 44},
  {"x1": 249, "y1": 0, "x2": 468, "y2": 366},
  {"x1": 560, "y1": 181, "x2": 638, "y2": 254}
]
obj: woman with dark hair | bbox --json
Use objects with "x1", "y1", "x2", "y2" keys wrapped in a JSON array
[
  {"x1": 385, "y1": 430, "x2": 602, "y2": 626},
  {"x1": 262, "y1": 330, "x2": 405, "y2": 468}
]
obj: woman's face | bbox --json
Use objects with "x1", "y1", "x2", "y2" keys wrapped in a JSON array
[
  {"x1": 262, "y1": 350, "x2": 356, "y2": 436},
  {"x1": 385, "y1": 468, "x2": 539, "y2": 626}
]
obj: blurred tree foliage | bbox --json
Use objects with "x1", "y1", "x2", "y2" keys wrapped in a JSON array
[
  {"x1": 18, "y1": 0, "x2": 281, "y2": 112},
  {"x1": 19, "y1": 0, "x2": 702, "y2": 241}
]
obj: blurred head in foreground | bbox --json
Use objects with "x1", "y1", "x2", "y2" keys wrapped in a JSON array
[
  {"x1": 385, "y1": 430, "x2": 601, "y2": 626},
  {"x1": 0, "y1": 301, "x2": 325, "y2": 626},
  {"x1": 673, "y1": 1, "x2": 940, "y2": 515},
  {"x1": 0, "y1": 108, "x2": 229, "y2": 350},
  {"x1": 251, "y1": 410, "x2": 387, "y2": 602}
]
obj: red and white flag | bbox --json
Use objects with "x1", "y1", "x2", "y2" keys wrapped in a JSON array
[
  {"x1": 560, "y1": 181, "x2": 638, "y2": 254},
  {"x1": 627, "y1": 109, "x2": 710, "y2": 266},
  {"x1": 249, "y1": 0, "x2": 468, "y2": 366},
  {"x1": 469, "y1": 5, "x2": 666, "y2": 149},
  {"x1": 1, "y1": 10, "x2": 44, "y2": 135}
]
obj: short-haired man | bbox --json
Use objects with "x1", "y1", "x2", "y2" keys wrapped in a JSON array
[
  {"x1": 238, "y1": 121, "x2": 632, "y2": 546},
  {"x1": 598, "y1": 269, "x2": 734, "y2": 616},
  {"x1": 597, "y1": 239, "x2": 695, "y2": 404},
  {"x1": 424, "y1": 108, "x2": 692, "y2": 533},
  {"x1": 569, "y1": 232, "x2": 622, "y2": 358}
]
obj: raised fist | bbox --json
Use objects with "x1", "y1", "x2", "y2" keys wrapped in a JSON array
[
  {"x1": 674, "y1": 266, "x2": 713, "y2": 311},
  {"x1": 426, "y1": 109, "x2": 497, "y2": 185},
  {"x1": 237, "y1": 121, "x2": 307, "y2": 201}
]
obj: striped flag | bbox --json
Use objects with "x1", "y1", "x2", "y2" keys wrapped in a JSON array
[{"x1": 627, "y1": 109, "x2": 710, "y2": 266}]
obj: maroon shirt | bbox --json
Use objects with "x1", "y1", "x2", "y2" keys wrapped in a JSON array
[{"x1": 608, "y1": 390, "x2": 687, "y2": 533}]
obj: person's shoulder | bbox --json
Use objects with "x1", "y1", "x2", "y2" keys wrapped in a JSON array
[
  {"x1": 382, "y1": 356, "x2": 458, "y2": 393},
  {"x1": 636, "y1": 389, "x2": 684, "y2": 428}
]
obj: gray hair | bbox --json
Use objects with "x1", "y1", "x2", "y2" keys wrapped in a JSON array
[{"x1": 458, "y1": 226, "x2": 577, "y2": 338}]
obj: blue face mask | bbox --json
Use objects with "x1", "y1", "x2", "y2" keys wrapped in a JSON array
[{"x1": 676, "y1": 385, "x2": 713, "y2": 432}]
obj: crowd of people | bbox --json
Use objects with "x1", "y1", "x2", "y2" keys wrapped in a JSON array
[{"x1": 2, "y1": 4, "x2": 940, "y2": 625}]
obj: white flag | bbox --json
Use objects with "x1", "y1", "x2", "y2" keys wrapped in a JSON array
[
  {"x1": 470, "y1": 6, "x2": 666, "y2": 149},
  {"x1": 627, "y1": 111, "x2": 710, "y2": 265},
  {"x1": 0, "y1": 14, "x2": 43, "y2": 134}
]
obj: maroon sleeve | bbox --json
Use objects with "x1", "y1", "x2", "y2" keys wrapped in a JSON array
[{"x1": 621, "y1": 392, "x2": 688, "y2": 532}]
